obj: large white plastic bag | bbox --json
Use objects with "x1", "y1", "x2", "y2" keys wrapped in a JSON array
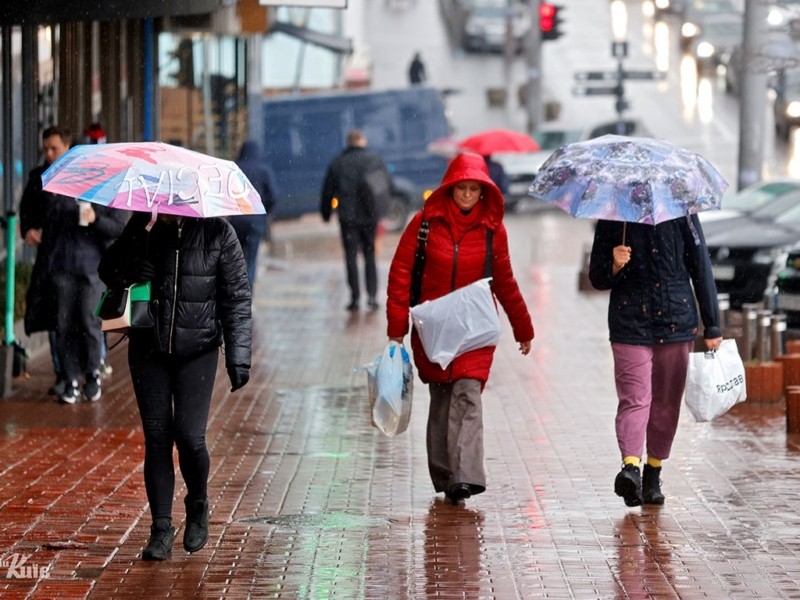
[
  {"x1": 409, "y1": 278, "x2": 500, "y2": 369},
  {"x1": 684, "y1": 338, "x2": 747, "y2": 422},
  {"x1": 367, "y1": 341, "x2": 413, "y2": 436}
]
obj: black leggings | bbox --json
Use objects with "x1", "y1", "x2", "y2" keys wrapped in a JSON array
[{"x1": 128, "y1": 335, "x2": 218, "y2": 521}]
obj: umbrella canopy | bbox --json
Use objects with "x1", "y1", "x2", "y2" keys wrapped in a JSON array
[
  {"x1": 528, "y1": 134, "x2": 728, "y2": 225},
  {"x1": 459, "y1": 128, "x2": 540, "y2": 155},
  {"x1": 41, "y1": 142, "x2": 266, "y2": 219}
]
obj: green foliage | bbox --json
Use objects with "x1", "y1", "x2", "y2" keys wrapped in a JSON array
[{"x1": 0, "y1": 261, "x2": 33, "y2": 337}]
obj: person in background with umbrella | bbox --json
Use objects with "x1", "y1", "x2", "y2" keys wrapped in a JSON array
[
  {"x1": 98, "y1": 213, "x2": 252, "y2": 560},
  {"x1": 589, "y1": 216, "x2": 722, "y2": 507},
  {"x1": 228, "y1": 139, "x2": 277, "y2": 290},
  {"x1": 483, "y1": 155, "x2": 509, "y2": 198},
  {"x1": 386, "y1": 152, "x2": 534, "y2": 505}
]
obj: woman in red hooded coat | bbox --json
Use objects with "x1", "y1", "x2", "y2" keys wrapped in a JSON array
[{"x1": 387, "y1": 152, "x2": 534, "y2": 504}]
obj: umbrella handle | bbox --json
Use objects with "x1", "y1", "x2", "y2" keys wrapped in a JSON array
[{"x1": 622, "y1": 222, "x2": 626, "y2": 246}]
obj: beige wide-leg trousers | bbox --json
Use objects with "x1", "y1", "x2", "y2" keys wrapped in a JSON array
[{"x1": 427, "y1": 378, "x2": 486, "y2": 496}]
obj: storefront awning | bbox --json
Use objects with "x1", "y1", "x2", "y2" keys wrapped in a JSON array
[
  {"x1": 269, "y1": 21, "x2": 352, "y2": 55},
  {"x1": 1, "y1": 0, "x2": 221, "y2": 25}
]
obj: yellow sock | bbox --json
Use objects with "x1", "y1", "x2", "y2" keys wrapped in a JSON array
[
  {"x1": 646, "y1": 457, "x2": 662, "y2": 468},
  {"x1": 622, "y1": 456, "x2": 640, "y2": 467}
]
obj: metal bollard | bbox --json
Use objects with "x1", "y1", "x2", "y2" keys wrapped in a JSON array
[
  {"x1": 756, "y1": 309, "x2": 773, "y2": 362},
  {"x1": 772, "y1": 313, "x2": 788, "y2": 359},
  {"x1": 718, "y1": 293, "x2": 730, "y2": 329},
  {"x1": 741, "y1": 303, "x2": 760, "y2": 362}
]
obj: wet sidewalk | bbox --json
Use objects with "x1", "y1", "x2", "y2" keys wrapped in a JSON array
[{"x1": 2, "y1": 211, "x2": 800, "y2": 599}]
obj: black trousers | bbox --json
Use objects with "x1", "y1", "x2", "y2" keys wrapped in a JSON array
[
  {"x1": 52, "y1": 272, "x2": 104, "y2": 382},
  {"x1": 339, "y1": 221, "x2": 377, "y2": 304},
  {"x1": 128, "y1": 334, "x2": 218, "y2": 522}
]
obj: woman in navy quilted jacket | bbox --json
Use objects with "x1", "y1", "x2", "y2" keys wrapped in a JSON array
[{"x1": 386, "y1": 152, "x2": 534, "y2": 505}]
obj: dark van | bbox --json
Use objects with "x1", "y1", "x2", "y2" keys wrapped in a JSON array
[{"x1": 261, "y1": 86, "x2": 451, "y2": 231}]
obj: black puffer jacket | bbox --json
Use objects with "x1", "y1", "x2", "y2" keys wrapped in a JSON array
[
  {"x1": 98, "y1": 213, "x2": 252, "y2": 367},
  {"x1": 589, "y1": 216, "x2": 721, "y2": 345}
]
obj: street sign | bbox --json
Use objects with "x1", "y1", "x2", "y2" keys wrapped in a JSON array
[
  {"x1": 574, "y1": 70, "x2": 666, "y2": 81},
  {"x1": 572, "y1": 85, "x2": 622, "y2": 96},
  {"x1": 622, "y1": 70, "x2": 667, "y2": 81}
]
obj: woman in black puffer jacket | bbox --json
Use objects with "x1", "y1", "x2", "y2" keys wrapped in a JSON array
[{"x1": 99, "y1": 212, "x2": 252, "y2": 561}]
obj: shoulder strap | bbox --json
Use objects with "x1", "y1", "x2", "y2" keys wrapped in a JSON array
[
  {"x1": 409, "y1": 220, "x2": 430, "y2": 307},
  {"x1": 483, "y1": 228, "x2": 494, "y2": 279}
]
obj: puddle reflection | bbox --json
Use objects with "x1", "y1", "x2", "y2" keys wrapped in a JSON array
[
  {"x1": 423, "y1": 498, "x2": 484, "y2": 598},
  {"x1": 613, "y1": 511, "x2": 674, "y2": 599}
]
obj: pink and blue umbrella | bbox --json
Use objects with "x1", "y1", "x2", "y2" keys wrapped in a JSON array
[
  {"x1": 528, "y1": 134, "x2": 728, "y2": 225},
  {"x1": 41, "y1": 142, "x2": 266, "y2": 219}
]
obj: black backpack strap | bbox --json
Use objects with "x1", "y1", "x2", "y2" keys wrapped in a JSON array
[
  {"x1": 483, "y1": 228, "x2": 494, "y2": 279},
  {"x1": 409, "y1": 220, "x2": 430, "y2": 307}
]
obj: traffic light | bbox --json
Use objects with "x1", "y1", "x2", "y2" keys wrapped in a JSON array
[{"x1": 540, "y1": 3, "x2": 564, "y2": 42}]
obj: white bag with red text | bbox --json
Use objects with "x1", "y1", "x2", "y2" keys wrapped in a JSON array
[
  {"x1": 684, "y1": 339, "x2": 747, "y2": 422},
  {"x1": 410, "y1": 278, "x2": 500, "y2": 369}
]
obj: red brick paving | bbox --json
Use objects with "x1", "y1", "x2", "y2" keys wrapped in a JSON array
[{"x1": 1, "y1": 213, "x2": 800, "y2": 598}]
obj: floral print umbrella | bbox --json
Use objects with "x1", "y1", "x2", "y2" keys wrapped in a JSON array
[{"x1": 528, "y1": 134, "x2": 728, "y2": 225}]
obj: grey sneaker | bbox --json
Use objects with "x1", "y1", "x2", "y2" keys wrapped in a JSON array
[
  {"x1": 84, "y1": 372, "x2": 102, "y2": 402},
  {"x1": 59, "y1": 380, "x2": 80, "y2": 405}
]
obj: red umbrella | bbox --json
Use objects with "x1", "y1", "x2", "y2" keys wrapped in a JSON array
[{"x1": 459, "y1": 128, "x2": 541, "y2": 155}]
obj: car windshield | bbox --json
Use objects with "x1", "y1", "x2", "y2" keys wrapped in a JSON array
[
  {"x1": 724, "y1": 182, "x2": 800, "y2": 213},
  {"x1": 751, "y1": 189, "x2": 800, "y2": 220}
]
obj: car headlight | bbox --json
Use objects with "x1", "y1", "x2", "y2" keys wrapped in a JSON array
[
  {"x1": 787, "y1": 101, "x2": 800, "y2": 118},
  {"x1": 753, "y1": 247, "x2": 789, "y2": 266},
  {"x1": 696, "y1": 42, "x2": 715, "y2": 59},
  {"x1": 768, "y1": 7, "x2": 784, "y2": 27},
  {"x1": 682, "y1": 22, "x2": 700, "y2": 38}
]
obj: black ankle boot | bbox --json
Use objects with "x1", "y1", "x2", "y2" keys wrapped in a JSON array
[
  {"x1": 642, "y1": 464, "x2": 665, "y2": 505},
  {"x1": 183, "y1": 496, "x2": 209, "y2": 553},
  {"x1": 142, "y1": 518, "x2": 175, "y2": 561},
  {"x1": 614, "y1": 464, "x2": 642, "y2": 507}
]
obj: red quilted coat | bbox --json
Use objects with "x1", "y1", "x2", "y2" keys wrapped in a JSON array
[{"x1": 386, "y1": 153, "x2": 534, "y2": 385}]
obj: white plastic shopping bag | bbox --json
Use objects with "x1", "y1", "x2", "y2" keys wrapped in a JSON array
[
  {"x1": 409, "y1": 278, "x2": 500, "y2": 369},
  {"x1": 684, "y1": 338, "x2": 747, "y2": 422},
  {"x1": 367, "y1": 341, "x2": 413, "y2": 436}
]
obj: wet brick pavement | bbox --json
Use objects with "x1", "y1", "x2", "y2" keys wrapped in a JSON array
[{"x1": 3, "y1": 211, "x2": 800, "y2": 599}]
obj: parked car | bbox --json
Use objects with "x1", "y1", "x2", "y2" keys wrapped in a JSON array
[
  {"x1": 680, "y1": 0, "x2": 741, "y2": 51},
  {"x1": 705, "y1": 184, "x2": 800, "y2": 308},
  {"x1": 460, "y1": 0, "x2": 532, "y2": 54},
  {"x1": 773, "y1": 68, "x2": 800, "y2": 141},
  {"x1": 686, "y1": 12, "x2": 742, "y2": 75},
  {"x1": 261, "y1": 87, "x2": 451, "y2": 231},
  {"x1": 776, "y1": 250, "x2": 800, "y2": 326},
  {"x1": 700, "y1": 179, "x2": 800, "y2": 223}
]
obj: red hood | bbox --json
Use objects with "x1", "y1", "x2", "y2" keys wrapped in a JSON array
[{"x1": 423, "y1": 152, "x2": 504, "y2": 228}]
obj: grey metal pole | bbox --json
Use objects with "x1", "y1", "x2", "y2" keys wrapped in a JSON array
[
  {"x1": 525, "y1": 0, "x2": 543, "y2": 134},
  {"x1": 756, "y1": 309, "x2": 773, "y2": 362},
  {"x1": 771, "y1": 313, "x2": 787, "y2": 359},
  {"x1": 737, "y1": 0, "x2": 768, "y2": 191},
  {"x1": 247, "y1": 34, "x2": 264, "y2": 150},
  {"x1": 742, "y1": 303, "x2": 760, "y2": 361}
]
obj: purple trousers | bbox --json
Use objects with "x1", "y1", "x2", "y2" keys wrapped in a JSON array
[{"x1": 611, "y1": 341, "x2": 693, "y2": 461}]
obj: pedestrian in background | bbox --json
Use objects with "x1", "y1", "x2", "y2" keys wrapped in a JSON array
[
  {"x1": 20, "y1": 126, "x2": 72, "y2": 397},
  {"x1": 228, "y1": 139, "x2": 277, "y2": 290},
  {"x1": 21, "y1": 125, "x2": 125, "y2": 404},
  {"x1": 386, "y1": 152, "x2": 533, "y2": 505},
  {"x1": 321, "y1": 129, "x2": 392, "y2": 311},
  {"x1": 589, "y1": 217, "x2": 722, "y2": 507},
  {"x1": 99, "y1": 212, "x2": 252, "y2": 561},
  {"x1": 408, "y1": 51, "x2": 427, "y2": 85},
  {"x1": 483, "y1": 154, "x2": 509, "y2": 198}
]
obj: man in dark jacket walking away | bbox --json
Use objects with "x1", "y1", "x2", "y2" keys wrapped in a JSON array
[
  {"x1": 320, "y1": 129, "x2": 392, "y2": 311},
  {"x1": 408, "y1": 51, "x2": 427, "y2": 85},
  {"x1": 228, "y1": 140, "x2": 277, "y2": 289}
]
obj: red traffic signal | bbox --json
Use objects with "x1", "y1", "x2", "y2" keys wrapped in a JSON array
[{"x1": 540, "y1": 3, "x2": 564, "y2": 41}]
